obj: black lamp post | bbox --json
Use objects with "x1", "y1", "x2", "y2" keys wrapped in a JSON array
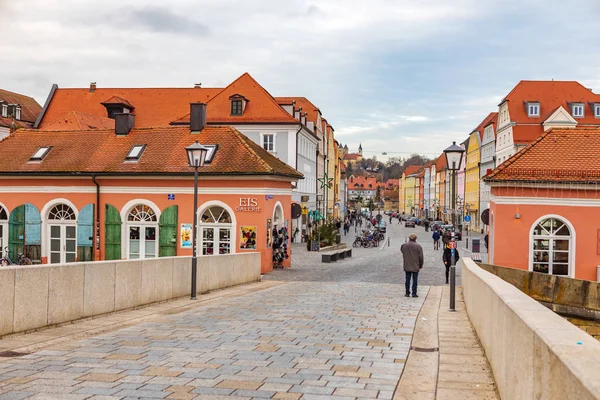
[
  {"x1": 443, "y1": 141, "x2": 465, "y2": 311},
  {"x1": 186, "y1": 140, "x2": 209, "y2": 300}
]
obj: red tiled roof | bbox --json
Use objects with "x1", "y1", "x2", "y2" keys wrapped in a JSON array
[
  {"x1": 0, "y1": 125, "x2": 302, "y2": 178},
  {"x1": 385, "y1": 179, "x2": 399, "y2": 188},
  {"x1": 382, "y1": 190, "x2": 397, "y2": 199},
  {"x1": 485, "y1": 127, "x2": 600, "y2": 183},
  {"x1": 348, "y1": 176, "x2": 377, "y2": 189},
  {"x1": 0, "y1": 88, "x2": 42, "y2": 124},
  {"x1": 38, "y1": 87, "x2": 221, "y2": 129},
  {"x1": 434, "y1": 153, "x2": 447, "y2": 171},
  {"x1": 472, "y1": 112, "x2": 498, "y2": 141},
  {"x1": 344, "y1": 153, "x2": 360, "y2": 160},
  {"x1": 42, "y1": 111, "x2": 115, "y2": 130},
  {"x1": 404, "y1": 165, "x2": 423, "y2": 176},
  {"x1": 173, "y1": 73, "x2": 298, "y2": 125},
  {"x1": 275, "y1": 97, "x2": 321, "y2": 127}
]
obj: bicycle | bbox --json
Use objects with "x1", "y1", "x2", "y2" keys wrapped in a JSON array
[{"x1": 1, "y1": 246, "x2": 33, "y2": 266}]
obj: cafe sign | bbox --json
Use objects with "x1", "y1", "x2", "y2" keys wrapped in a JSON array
[{"x1": 236, "y1": 197, "x2": 262, "y2": 212}]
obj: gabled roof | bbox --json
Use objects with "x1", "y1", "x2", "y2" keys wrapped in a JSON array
[
  {"x1": 348, "y1": 175, "x2": 377, "y2": 189},
  {"x1": 485, "y1": 127, "x2": 600, "y2": 183},
  {"x1": 343, "y1": 153, "x2": 360, "y2": 161},
  {"x1": 174, "y1": 73, "x2": 299, "y2": 125},
  {"x1": 0, "y1": 88, "x2": 42, "y2": 129},
  {"x1": 0, "y1": 88, "x2": 42, "y2": 123},
  {"x1": 404, "y1": 165, "x2": 423, "y2": 177},
  {"x1": 471, "y1": 112, "x2": 498, "y2": 141},
  {"x1": 434, "y1": 153, "x2": 447, "y2": 171},
  {"x1": 275, "y1": 96, "x2": 321, "y2": 128},
  {"x1": 42, "y1": 111, "x2": 115, "y2": 131},
  {"x1": 0, "y1": 125, "x2": 302, "y2": 178},
  {"x1": 38, "y1": 87, "x2": 220, "y2": 129}
]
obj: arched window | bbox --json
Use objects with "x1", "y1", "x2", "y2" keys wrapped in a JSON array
[
  {"x1": 127, "y1": 204, "x2": 158, "y2": 259},
  {"x1": 531, "y1": 217, "x2": 572, "y2": 276},
  {"x1": 47, "y1": 204, "x2": 77, "y2": 264},
  {"x1": 199, "y1": 206, "x2": 232, "y2": 255}
]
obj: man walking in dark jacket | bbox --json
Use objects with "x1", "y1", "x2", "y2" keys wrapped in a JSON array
[
  {"x1": 442, "y1": 243, "x2": 459, "y2": 284},
  {"x1": 401, "y1": 233, "x2": 424, "y2": 297}
]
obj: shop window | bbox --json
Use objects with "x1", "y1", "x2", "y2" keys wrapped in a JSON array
[
  {"x1": 126, "y1": 204, "x2": 158, "y2": 259},
  {"x1": 531, "y1": 216, "x2": 572, "y2": 276},
  {"x1": 199, "y1": 205, "x2": 232, "y2": 255}
]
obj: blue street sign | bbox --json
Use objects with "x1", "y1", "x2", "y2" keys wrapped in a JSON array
[
  {"x1": 464, "y1": 215, "x2": 471, "y2": 222},
  {"x1": 168, "y1": 194, "x2": 175, "y2": 200}
]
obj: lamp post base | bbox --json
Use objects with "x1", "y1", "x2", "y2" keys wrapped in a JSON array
[{"x1": 449, "y1": 265, "x2": 456, "y2": 311}]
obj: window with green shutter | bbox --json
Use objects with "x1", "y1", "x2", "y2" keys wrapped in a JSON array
[
  {"x1": 105, "y1": 204, "x2": 121, "y2": 260},
  {"x1": 159, "y1": 205, "x2": 178, "y2": 257},
  {"x1": 8, "y1": 205, "x2": 25, "y2": 262}
]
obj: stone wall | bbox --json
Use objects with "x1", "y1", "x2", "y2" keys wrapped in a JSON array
[
  {"x1": 478, "y1": 263, "x2": 600, "y2": 319},
  {"x1": 461, "y1": 258, "x2": 600, "y2": 400},
  {"x1": 0, "y1": 253, "x2": 261, "y2": 337}
]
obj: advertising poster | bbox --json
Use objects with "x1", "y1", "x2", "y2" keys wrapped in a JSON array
[
  {"x1": 180, "y1": 223, "x2": 192, "y2": 248},
  {"x1": 266, "y1": 219, "x2": 272, "y2": 248},
  {"x1": 240, "y1": 226, "x2": 257, "y2": 250}
]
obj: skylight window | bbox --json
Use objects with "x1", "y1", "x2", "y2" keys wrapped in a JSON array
[
  {"x1": 125, "y1": 144, "x2": 146, "y2": 161},
  {"x1": 527, "y1": 103, "x2": 540, "y2": 117},
  {"x1": 30, "y1": 146, "x2": 51, "y2": 161}
]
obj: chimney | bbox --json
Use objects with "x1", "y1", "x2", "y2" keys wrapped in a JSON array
[
  {"x1": 194, "y1": 82, "x2": 202, "y2": 88},
  {"x1": 90, "y1": 82, "x2": 96, "y2": 93},
  {"x1": 190, "y1": 103, "x2": 207, "y2": 132},
  {"x1": 115, "y1": 113, "x2": 135, "y2": 135}
]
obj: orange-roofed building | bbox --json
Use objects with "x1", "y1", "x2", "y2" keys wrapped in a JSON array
[
  {"x1": 0, "y1": 105, "x2": 302, "y2": 274},
  {"x1": 401, "y1": 165, "x2": 424, "y2": 215},
  {"x1": 485, "y1": 127, "x2": 600, "y2": 281},
  {"x1": 347, "y1": 175, "x2": 377, "y2": 205},
  {"x1": 495, "y1": 81, "x2": 600, "y2": 166},
  {"x1": 479, "y1": 113, "x2": 499, "y2": 230},
  {"x1": 0, "y1": 88, "x2": 42, "y2": 139}
]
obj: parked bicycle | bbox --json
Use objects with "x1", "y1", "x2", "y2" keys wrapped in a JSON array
[{"x1": 0, "y1": 246, "x2": 33, "y2": 266}]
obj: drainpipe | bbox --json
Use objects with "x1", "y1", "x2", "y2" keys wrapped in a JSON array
[{"x1": 92, "y1": 175, "x2": 101, "y2": 261}]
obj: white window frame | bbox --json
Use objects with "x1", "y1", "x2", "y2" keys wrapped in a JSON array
[
  {"x1": 0, "y1": 203, "x2": 8, "y2": 259},
  {"x1": 15, "y1": 106, "x2": 21, "y2": 121},
  {"x1": 197, "y1": 201, "x2": 236, "y2": 256},
  {"x1": 126, "y1": 144, "x2": 146, "y2": 161},
  {"x1": 595, "y1": 104, "x2": 600, "y2": 118},
  {"x1": 261, "y1": 133, "x2": 275, "y2": 153},
  {"x1": 572, "y1": 103, "x2": 584, "y2": 118},
  {"x1": 529, "y1": 215, "x2": 575, "y2": 278},
  {"x1": 125, "y1": 204, "x2": 159, "y2": 260},
  {"x1": 528, "y1": 103, "x2": 540, "y2": 117},
  {"x1": 0, "y1": 104, "x2": 6, "y2": 118}
]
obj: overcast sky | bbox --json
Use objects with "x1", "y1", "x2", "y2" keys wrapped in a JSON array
[{"x1": 2, "y1": 0, "x2": 600, "y2": 161}]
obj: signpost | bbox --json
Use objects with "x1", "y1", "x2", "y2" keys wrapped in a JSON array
[{"x1": 464, "y1": 215, "x2": 471, "y2": 223}]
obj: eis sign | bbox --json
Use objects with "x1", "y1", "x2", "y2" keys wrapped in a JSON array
[{"x1": 236, "y1": 198, "x2": 262, "y2": 212}]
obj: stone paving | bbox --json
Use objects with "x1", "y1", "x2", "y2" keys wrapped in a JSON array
[{"x1": 0, "y1": 281, "x2": 424, "y2": 399}]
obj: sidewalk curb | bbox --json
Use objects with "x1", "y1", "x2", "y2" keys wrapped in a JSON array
[{"x1": 394, "y1": 286, "x2": 442, "y2": 400}]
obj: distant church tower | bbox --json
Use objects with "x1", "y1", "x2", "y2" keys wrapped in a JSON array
[{"x1": 358, "y1": 143, "x2": 363, "y2": 156}]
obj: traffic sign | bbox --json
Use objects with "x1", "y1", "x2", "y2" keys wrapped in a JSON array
[{"x1": 464, "y1": 215, "x2": 471, "y2": 223}]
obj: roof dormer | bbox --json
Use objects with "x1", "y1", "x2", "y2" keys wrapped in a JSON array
[
  {"x1": 229, "y1": 94, "x2": 248, "y2": 116},
  {"x1": 569, "y1": 102, "x2": 585, "y2": 118},
  {"x1": 0, "y1": 101, "x2": 7, "y2": 118},
  {"x1": 101, "y1": 96, "x2": 135, "y2": 119},
  {"x1": 525, "y1": 101, "x2": 540, "y2": 117}
]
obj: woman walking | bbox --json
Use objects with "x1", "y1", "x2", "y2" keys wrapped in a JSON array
[{"x1": 442, "y1": 243, "x2": 459, "y2": 284}]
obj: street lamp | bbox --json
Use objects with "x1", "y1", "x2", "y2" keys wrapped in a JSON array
[
  {"x1": 443, "y1": 141, "x2": 465, "y2": 312},
  {"x1": 186, "y1": 140, "x2": 209, "y2": 300}
]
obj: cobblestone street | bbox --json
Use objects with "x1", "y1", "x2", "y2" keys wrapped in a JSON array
[{"x1": 0, "y1": 217, "x2": 484, "y2": 400}]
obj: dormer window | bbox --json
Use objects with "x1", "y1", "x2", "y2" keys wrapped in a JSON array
[
  {"x1": 0, "y1": 103, "x2": 6, "y2": 118},
  {"x1": 595, "y1": 104, "x2": 600, "y2": 118},
  {"x1": 30, "y1": 146, "x2": 52, "y2": 162},
  {"x1": 527, "y1": 102, "x2": 540, "y2": 117},
  {"x1": 572, "y1": 103, "x2": 584, "y2": 118},
  {"x1": 229, "y1": 94, "x2": 248, "y2": 116},
  {"x1": 125, "y1": 144, "x2": 146, "y2": 161},
  {"x1": 101, "y1": 96, "x2": 134, "y2": 119},
  {"x1": 15, "y1": 105, "x2": 21, "y2": 121}
]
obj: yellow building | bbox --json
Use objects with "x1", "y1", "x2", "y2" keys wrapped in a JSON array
[
  {"x1": 398, "y1": 178, "x2": 405, "y2": 215},
  {"x1": 402, "y1": 165, "x2": 422, "y2": 215},
  {"x1": 465, "y1": 113, "x2": 496, "y2": 232}
]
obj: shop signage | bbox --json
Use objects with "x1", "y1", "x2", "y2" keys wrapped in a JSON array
[{"x1": 236, "y1": 197, "x2": 261, "y2": 212}]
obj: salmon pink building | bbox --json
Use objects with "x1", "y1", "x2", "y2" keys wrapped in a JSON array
[
  {"x1": 486, "y1": 128, "x2": 600, "y2": 281},
  {"x1": 0, "y1": 105, "x2": 301, "y2": 273}
]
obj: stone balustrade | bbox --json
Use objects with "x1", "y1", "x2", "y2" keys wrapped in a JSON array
[
  {"x1": 461, "y1": 257, "x2": 600, "y2": 400},
  {"x1": 0, "y1": 253, "x2": 261, "y2": 336}
]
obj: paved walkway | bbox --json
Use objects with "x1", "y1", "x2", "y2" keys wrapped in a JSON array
[{"x1": 0, "y1": 281, "x2": 425, "y2": 399}]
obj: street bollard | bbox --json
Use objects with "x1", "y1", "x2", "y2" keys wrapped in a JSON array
[
  {"x1": 388, "y1": 236, "x2": 390, "y2": 247},
  {"x1": 466, "y1": 237, "x2": 469, "y2": 249},
  {"x1": 450, "y1": 233, "x2": 456, "y2": 311}
]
